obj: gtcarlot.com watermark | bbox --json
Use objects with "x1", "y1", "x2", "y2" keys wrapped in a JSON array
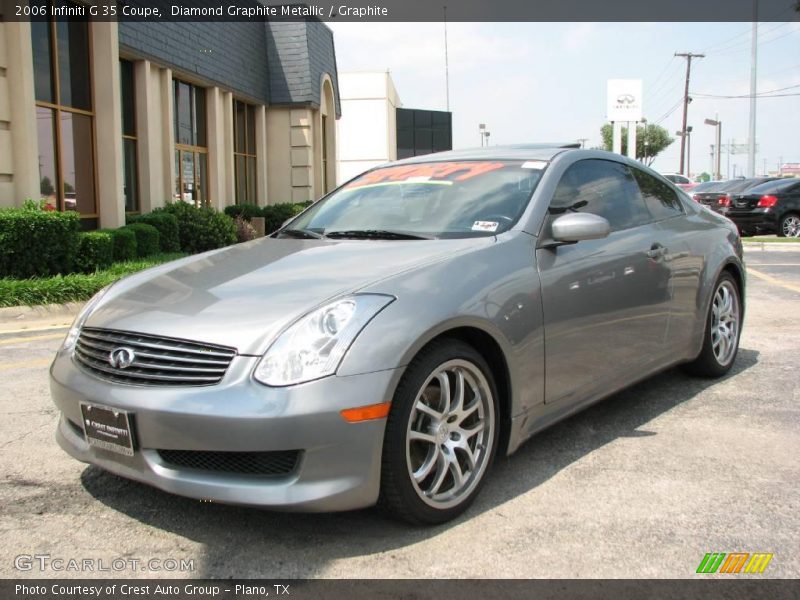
[{"x1": 14, "y1": 554, "x2": 195, "y2": 573}]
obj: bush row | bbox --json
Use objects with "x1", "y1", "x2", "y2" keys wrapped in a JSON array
[
  {"x1": 0, "y1": 199, "x2": 290, "y2": 280},
  {"x1": 0, "y1": 252, "x2": 187, "y2": 307},
  {"x1": 224, "y1": 201, "x2": 312, "y2": 234}
]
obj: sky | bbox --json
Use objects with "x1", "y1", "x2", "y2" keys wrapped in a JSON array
[{"x1": 327, "y1": 20, "x2": 800, "y2": 178}]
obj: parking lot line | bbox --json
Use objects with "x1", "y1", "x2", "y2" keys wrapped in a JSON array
[
  {"x1": 746, "y1": 267, "x2": 800, "y2": 294},
  {"x1": 0, "y1": 333, "x2": 65, "y2": 346},
  {"x1": 0, "y1": 358, "x2": 51, "y2": 371}
]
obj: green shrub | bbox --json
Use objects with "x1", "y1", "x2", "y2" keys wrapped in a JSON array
[
  {"x1": 0, "y1": 252, "x2": 186, "y2": 307},
  {"x1": 224, "y1": 204, "x2": 261, "y2": 221},
  {"x1": 161, "y1": 202, "x2": 236, "y2": 254},
  {"x1": 123, "y1": 223, "x2": 160, "y2": 257},
  {"x1": 74, "y1": 231, "x2": 114, "y2": 273},
  {"x1": 261, "y1": 202, "x2": 310, "y2": 234},
  {"x1": 101, "y1": 227, "x2": 138, "y2": 262},
  {"x1": 0, "y1": 207, "x2": 80, "y2": 278},
  {"x1": 129, "y1": 212, "x2": 180, "y2": 252}
]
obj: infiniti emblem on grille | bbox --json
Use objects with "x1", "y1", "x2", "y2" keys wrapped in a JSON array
[{"x1": 109, "y1": 347, "x2": 136, "y2": 369}]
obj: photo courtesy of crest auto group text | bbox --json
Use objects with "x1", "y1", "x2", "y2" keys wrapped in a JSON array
[{"x1": 1, "y1": 0, "x2": 799, "y2": 598}]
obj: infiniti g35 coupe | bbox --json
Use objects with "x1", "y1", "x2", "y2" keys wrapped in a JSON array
[{"x1": 51, "y1": 145, "x2": 745, "y2": 524}]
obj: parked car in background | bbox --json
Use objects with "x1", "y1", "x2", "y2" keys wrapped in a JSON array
[
  {"x1": 50, "y1": 145, "x2": 745, "y2": 524},
  {"x1": 720, "y1": 177, "x2": 800, "y2": 237},
  {"x1": 693, "y1": 178, "x2": 776, "y2": 212},
  {"x1": 662, "y1": 173, "x2": 698, "y2": 192}
]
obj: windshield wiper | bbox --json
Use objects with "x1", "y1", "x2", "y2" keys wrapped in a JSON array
[
  {"x1": 277, "y1": 228, "x2": 324, "y2": 239},
  {"x1": 325, "y1": 229, "x2": 433, "y2": 240}
]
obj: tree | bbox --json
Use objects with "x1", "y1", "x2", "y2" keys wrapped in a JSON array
[
  {"x1": 600, "y1": 123, "x2": 674, "y2": 166},
  {"x1": 40, "y1": 176, "x2": 55, "y2": 196}
]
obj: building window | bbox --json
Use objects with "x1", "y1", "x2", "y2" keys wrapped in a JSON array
[
  {"x1": 120, "y1": 59, "x2": 138, "y2": 213},
  {"x1": 31, "y1": 5, "x2": 97, "y2": 221},
  {"x1": 173, "y1": 80, "x2": 208, "y2": 206},
  {"x1": 233, "y1": 100, "x2": 257, "y2": 205}
]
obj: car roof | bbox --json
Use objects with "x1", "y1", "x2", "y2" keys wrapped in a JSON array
[
  {"x1": 721, "y1": 177, "x2": 777, "y2": 193},
  {"x1": 745, "y1": 178, "x2": 800, "y2": 194},
  {"x1": 390, "y1": 143, "x2": 582, "y2": 166}
]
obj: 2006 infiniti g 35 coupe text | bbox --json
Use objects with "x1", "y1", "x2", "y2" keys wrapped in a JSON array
[{"x1": 51, "y1": 145, "x2": 745, "y2": 524}]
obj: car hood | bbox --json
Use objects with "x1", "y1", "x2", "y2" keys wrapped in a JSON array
[{"x1": 87, "y1": 236, "x2": 487, "y2": 355}]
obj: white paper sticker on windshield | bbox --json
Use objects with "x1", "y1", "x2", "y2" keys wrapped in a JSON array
[
  {"x1": 521, "y1": 160, "x2": 548, "y2": 170},
  {"x1": 472, "y1": 221, "x2": 499, "y2": 232}
]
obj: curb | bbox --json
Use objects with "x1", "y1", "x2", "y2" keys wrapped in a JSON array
[
  {"x1": 742, "y1": 242, "x2": 800, "y2": 252},
  {"x1": 0, "y1": 301, "x2": 83, "y2": 333}
]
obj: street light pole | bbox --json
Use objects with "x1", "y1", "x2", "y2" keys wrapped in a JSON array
[
  {"x1": 704, "y1": 116, "x2": 722, "y2": 180},
  {"x1": 479, "y1": 123, "x2": 486, "y2": 147},
  {"x1": 747, "y1": 0, "x2": 758, "y2": 177}
]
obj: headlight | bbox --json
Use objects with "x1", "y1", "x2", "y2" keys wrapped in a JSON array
[
  {"x1": 253, "y1": 294, "x2": 394, "y2": 387},
  {"x1": 60, "y1": 284, "x2": 114, "y2": 352}
]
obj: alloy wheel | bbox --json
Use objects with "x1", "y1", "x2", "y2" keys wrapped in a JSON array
[
  {"x1": 710, "y1": 280, "x2": 740, "y2": 366},
  {"x1": 782, "y1": 215, "x2": 800, "y2": 238},
  {"x1": 405, "y1": 359, "x2": 495, "y2": 510}
]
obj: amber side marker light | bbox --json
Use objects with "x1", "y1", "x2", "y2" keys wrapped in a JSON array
[{"x1": 340, "y1": 402, "x2": 392, "y2": 422}]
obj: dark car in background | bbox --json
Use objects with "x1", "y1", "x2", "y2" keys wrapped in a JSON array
[
  {"x1": 695, "y1": 177, "x2": 777, "y2": 212},
  {"x1": 720, "y1": 178, "x2": 800, "y2": 237}
]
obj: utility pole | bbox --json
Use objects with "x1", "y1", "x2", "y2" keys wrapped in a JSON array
[
  {"x1": 747, "y1": 0, "x2": 758, "y2": 177},
  {"x1": 577, "y1": 138, "x2": 589, "y2": 148},
  {"x1": 675, "y1": 52, "x2": 704, "y2": 175}
]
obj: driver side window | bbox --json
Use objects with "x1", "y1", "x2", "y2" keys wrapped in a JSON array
[{"x1": 549, "y1": 159, "x2": 652, "y2": 232}]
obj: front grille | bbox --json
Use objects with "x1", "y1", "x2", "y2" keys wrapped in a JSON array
[
  {"x1": 74, "y1": 327, "x2": 236, "y2": 386},
  {"x1": 157, "y1": 450, "x2": 300, "y2": 476}
]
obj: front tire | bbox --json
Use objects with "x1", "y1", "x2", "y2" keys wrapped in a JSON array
[
  {"x1": 684, "y1": 273, "x2": 742, "y2": 378},
  {"x1": 779, "y1": 213, "x2": 800, "y2": 238},
  {"x1": 378, "y1": 339, "x2": 499, "y2": 525}
]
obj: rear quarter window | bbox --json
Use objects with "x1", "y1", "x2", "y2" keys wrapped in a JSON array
[{"x1": 631, "y1": 168, "x2": 685, "y2": 221}]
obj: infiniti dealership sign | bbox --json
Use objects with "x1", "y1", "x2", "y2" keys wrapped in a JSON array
[{"x1": 607, "y1": 79, "x2": 643, "y2": 122}]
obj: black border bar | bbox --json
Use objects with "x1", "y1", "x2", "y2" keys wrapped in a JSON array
[
  {"x1": 3, "y1": 0, "x2": 800, "y2": 22},
  {"x1": 5, "y1": 579, "x2": 800, "y2": 600}
]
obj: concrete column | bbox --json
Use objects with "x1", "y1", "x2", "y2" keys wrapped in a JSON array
[
  {"x1": 2, "y1": 22, "x2": 39, "y2": 206},
  {"x1": 134, "y1": 60, "x2": 161, "y2": 212},
  {"x1": 91, "y1": 22, "x2": 124, "y2": 228},
  {"x1": 626, "y1": 121, "x2": 637, "y2": 159},
  {"x1": 254, "y1": 104, "x2": 268, "y2": 205},
  {"x1": 612, "y1": 122, "x2": 622, "y2": 155},
  {"x1": 222, "y1": 91, "x2": 235, "y2": 207},
  {"x1": 290, "y1": 108, "x2": 313, "y2": 203},
  {"x1": 160, "y1": 67, "x2": 174, "y2": 203},
  {"x1": 206, "y1": 86, "x2": 226, "y2": 210}
]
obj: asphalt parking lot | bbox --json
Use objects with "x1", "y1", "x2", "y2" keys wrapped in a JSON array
[{"x1": 1, "y1": 245, "x2": 798, "y2": 579}]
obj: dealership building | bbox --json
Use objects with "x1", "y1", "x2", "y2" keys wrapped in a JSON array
[{"x1": 0, "y1": 8, "x2": 340, "y2": 229}]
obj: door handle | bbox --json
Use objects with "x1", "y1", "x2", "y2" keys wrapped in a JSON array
[{"x1": 646, "y1": 243, "x2": 667, "y2": 260}]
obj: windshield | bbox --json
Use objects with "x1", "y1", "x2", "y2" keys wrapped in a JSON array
[{"x1": 284, "y1": 160, "x2": 544, "y2": 239}]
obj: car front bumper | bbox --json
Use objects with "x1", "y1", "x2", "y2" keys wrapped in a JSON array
[{"x1": 50, "y1": 350, "x2": 402, "y2": 511}]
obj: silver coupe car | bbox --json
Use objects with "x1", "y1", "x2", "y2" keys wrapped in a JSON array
[{"x1": 51, "y1": 145, "x2": 744, "y2": 524}]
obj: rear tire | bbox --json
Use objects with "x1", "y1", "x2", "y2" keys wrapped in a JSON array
[
  {"x1": 778, "y1": 213, "x2": 800, "y2": 238},
  {"x1": 378, "y1": 339, "x2": 499, "y2": 525},
  {"x1": 684, "y1": 273, "x2": 742, "y2": 378}
]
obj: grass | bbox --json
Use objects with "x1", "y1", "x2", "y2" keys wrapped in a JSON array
[
  {"x1": 0, "y1": 252, "x2": 187, "y2": 307},
  {"x1": 746, "y1": 236, "x2": 800, "y2": 243}
]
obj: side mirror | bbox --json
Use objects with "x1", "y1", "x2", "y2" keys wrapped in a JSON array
[{"x1": 551, "y1": 212, "x2": 610, "y2": 242}]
